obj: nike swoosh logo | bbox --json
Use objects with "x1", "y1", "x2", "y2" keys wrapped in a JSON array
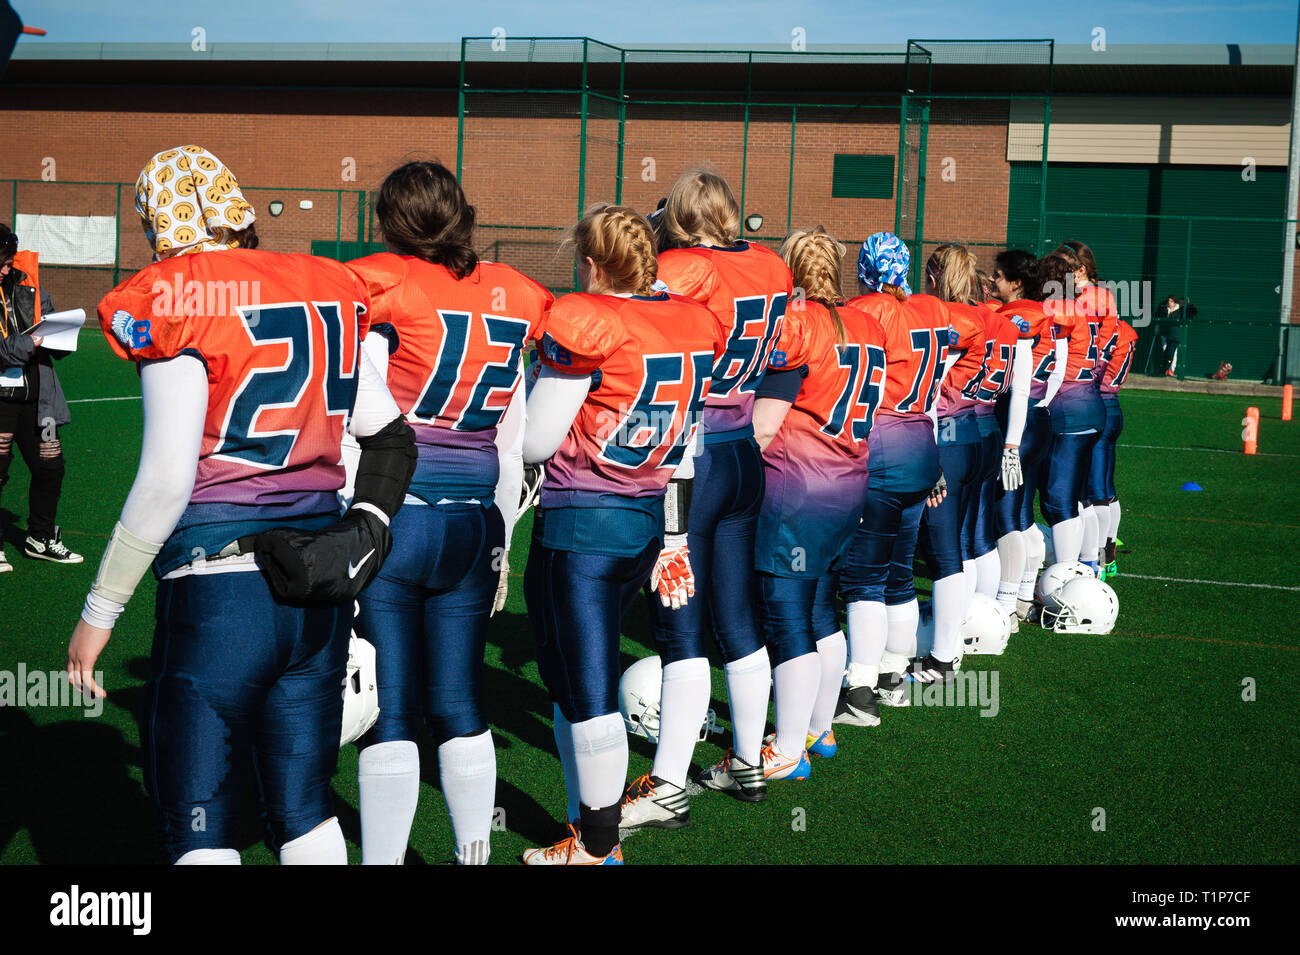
[{"x1": 348, "y1": 549, "x2": 376, "y2": 579}]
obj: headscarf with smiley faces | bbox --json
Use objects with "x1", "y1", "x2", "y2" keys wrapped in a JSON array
[{"x1": 136, "y1": 145, "x2": 256, "y2": 259}]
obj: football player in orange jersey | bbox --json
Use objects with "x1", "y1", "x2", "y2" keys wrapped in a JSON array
[
  {"x1": 67, "y1": 146, "x2": 415, "y2": 864},
  {"x1": 1037, "y1": 252, "x2": 1106, "y2": 568},
  {"x1": 1095, "y1": 319, "x2": 1139, "y2": 578},
  {"x1": 837, "y1": 232, "x2": 953, "y2": 713},
  {"x1": 992, "y1": 250, "x2": 1062, "y2": 621},
  {"x1": 750, "y1": 227, "x2": 887, "y2": 766},
  {"x1": 520, "y1": 204, "x2": 726, "y2": 864},
  {"x1": 917, "y1": 245, "x2": 995, "y2": 659},
  {"x1": 1058, "y1": 240, "x2": 1119, "y2": 574},
  {"x1": 345, "y1": 161, "x2": 554, "y2": 865},
  {"x1": 622, "y1": 168, "x2": 793, "y2": 816}
]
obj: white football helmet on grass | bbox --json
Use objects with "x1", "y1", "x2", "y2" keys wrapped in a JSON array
[
  {"x1": 1036, "y1": 561, "x2": 1093, "y2": 617},
  {"x1": 619, "y1": 655, "x2": 723, "y2": 743},
  {"x1": 961, "y1": 593, "x2": 1011, "y2": 655},
  {"x1": 1042, "y1": 577, "x2": 1119, "y2": 634}
]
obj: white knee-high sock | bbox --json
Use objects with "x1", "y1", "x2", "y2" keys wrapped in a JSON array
[
  {"x1": 175, "y1": 848, "x2": 240, "y2": 865},
  {"x1": 810, "y1": 631, "x2": 847, "y2": 736},
  {"x1": 884, "y1": 599, "x2": 921, "y2": 657},
  {"x1": 846, "y1": 599, "x2": 887, "y2": 687},
  {"x1": 773, "y1": 653, "x2": 820, "y2": 757},
  {"x1": 280, "y1": 817, "x2": 346, "y2": 865},
  {"x1": 931, "y1": 574, "x2": 967, "y2": 663},
  {"x1": 551, "y1": 704, "x2": 580, "y2": 823},
  {"x1": 998, "y1": 531, "x2": 1025, "y2": 610},
  {"x1": 1095, "y1": 504, "x2": 1112, "y2": 557},
  {"x1": 723, "y1": 647, "x2": 771, "y2": 765},
  {"x1": 438, "y1": 731, "x2": 496, "y2": 866},
  {"x1": 570, "y1": 712, "x2": 627, "y2": 812},
  {"x1": 975, "y1": 549, "x2": 1001, "y2": 600},
  {"x1": 651, "y1": 657, "x2": 710, "y2": 787},
  {"x1": 962, "y1": 559, "x2": 978, "y2": 607},
  {"x1": 1109, "y1": 500, "x2": 1122, "y2": 541},
  {"x1": 1019, "y1": 527, "x2": 1045, "y2": 600},
  {"x1": 1052, "y1": 516, "x2": 1084, "y2": 566},
  {"x1": 359, "y1": 739, "x2": 420, "y2": 865},
  {"x1": 1080, "y1": 505, "x2": 1100, "y2": 564}
]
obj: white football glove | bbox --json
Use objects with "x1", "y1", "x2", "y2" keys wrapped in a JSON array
[
  {"x1": 1000, "y1": 447, "x2": 1023, "y2": 491},
  {"x1": 491, "y1": 554, "x2": 509, "y2": 617}
]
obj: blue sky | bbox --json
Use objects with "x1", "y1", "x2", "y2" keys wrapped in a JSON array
[{"x1": 12, "y1": 0, "x2": 1299, "y2": 46}]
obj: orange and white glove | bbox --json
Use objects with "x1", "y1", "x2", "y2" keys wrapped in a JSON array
[{"x1": 651, "y1": 534, "x2": 694, "y2": 610}]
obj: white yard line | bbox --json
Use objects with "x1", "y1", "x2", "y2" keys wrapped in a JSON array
[
  {"x1": 1118, "y1": 443, "x2": 1300, "y2": 459},
  {"x1": 1127, "y1": 574, "x2": 1300, "y2": 592},
  {"x1": 67, "y1": 395, "x2": 141, "y2": 404}
]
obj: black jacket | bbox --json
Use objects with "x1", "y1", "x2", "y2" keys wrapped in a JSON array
[{"x1": 1, "y1": 265, "x2": 71, "y2": 425}]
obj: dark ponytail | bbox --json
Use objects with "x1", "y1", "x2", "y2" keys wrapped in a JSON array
[
  {"x1": 995, "y1": 249, "x2": 1041, "y2": 300},
  {"x1": 376, "y1": 161, "x2": 478, "y2": 279}
]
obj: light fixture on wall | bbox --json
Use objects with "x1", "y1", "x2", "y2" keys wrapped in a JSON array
[
  {"x1": 268, "y1": 200, "x2": 284, "y2": 217},
  {"x1": 744, "y1": 213, "x2": 763, "y2": 233}
]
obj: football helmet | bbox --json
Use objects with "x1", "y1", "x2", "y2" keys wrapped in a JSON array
[
  {"x1": 1042, "y1": 577, "x2": 1119, "y2": 634},
  {"x1": 1036, "y1": 561, "x2": 1093, "y2": 616},
  {"x1": 619, "y1": 655, "x2": 722, "y2": 743},
  {"x1": 341, "y1": 632, "x2": 381, "y2": 746},
  {"x1": 961, "y1": 592, "x2": 1011, "y2": 655}
]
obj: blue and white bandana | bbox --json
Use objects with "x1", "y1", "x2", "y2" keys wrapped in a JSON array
[{"x1": 856, "y1": 231, "x2": 911, "y2": 294}]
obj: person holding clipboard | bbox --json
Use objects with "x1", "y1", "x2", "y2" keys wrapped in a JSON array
[{"x1": 0, "y1": 222, "x2": 81, "y2": 572}]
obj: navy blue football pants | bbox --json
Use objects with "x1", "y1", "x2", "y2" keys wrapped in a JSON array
[
  {"x1": 758, "y1": 571, "x2": 840, "y2": 666},
  {"x1": 839, "y1": 486, "x2": 930, "y2": 606},
  {"x1": 646, "y1": 436, "x2": 765, "y2": 665},
  {"x1": 920, "y1": 437, "x2": 982, "y2": 580},
  {"x1": 1042, "y1": 430, "x2": 1101, "y2": 525},
  {"x1": 142, "y1": 571, "x2": 351, "y2": 863},
  {"x1": 1085, "y1": 397, "x2": 1124, "y2": 504},
  {"x1": 526, "y1": 537, "x2": 659, "y2": 724},
  {"x1": 354, "y1": 502, "x2": 502, "y2": 749}
]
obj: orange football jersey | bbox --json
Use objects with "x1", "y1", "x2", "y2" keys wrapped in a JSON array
[{"x1": 846, "y1": 291, "x2": 951, "y2": 418}]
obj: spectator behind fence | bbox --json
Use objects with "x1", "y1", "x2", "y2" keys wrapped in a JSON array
[
  {"x1": 0, "y1": 222, "x2": 81, "y2": 571},
  {"x1": 1151, "y1": 294, "x2": 1196, "y2": 377}
]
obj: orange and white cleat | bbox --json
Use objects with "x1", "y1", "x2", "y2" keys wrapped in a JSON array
[{"x1": 521, "y1": 823, "x2": 624, "y2": 866}]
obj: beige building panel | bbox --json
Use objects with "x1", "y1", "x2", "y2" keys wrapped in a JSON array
[{"x1": 1008, "y1": 97, "x2": 1290, "y2": 166}]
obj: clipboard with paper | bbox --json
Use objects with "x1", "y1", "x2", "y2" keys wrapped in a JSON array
[{"x1": 25, "y1": 308, "x2": 87, "y2": 353}]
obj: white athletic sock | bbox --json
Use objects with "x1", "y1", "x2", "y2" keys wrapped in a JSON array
[
  {"x1": 1095, "y1": 505, "x2": 1113, "y2": 558},
  {"x1": 551, "y1": 704, "x2": 581, "y2": 823},
  {"x1": 998, "y1": 530, "x2": 1026, "y2": 606},
  {"x1": 570, "y1": 712, "x2": 627, "y2": 812},
  {"x1": 962, "y1": 558, "x2": 978, "y2": 607},
  {"x1": 1052, "y1": 516, "x2": 1084, "y2": 566},
  {"x1": 723, "y1": 647, "x2": 771, "y2": 765},
  {"x1": 1019, "y1": 528, "x2": 1045, "y2": 600},
  {"x1": 358, "y1": 739, "x2": 420, "y2": 865},
  {"x1": 809, "y1": 631, "x2": 846, "y2": 736},
  {"x1": 773, "y1": 653, "x2": 820, "y2": 758},
  {"x1": 884, "y1": 599, "x2": 921, "y2": 657},
  {"x1": 880, "y1": 649, "x2": 910, "y2": 676},
  {"x1": 651, "y1": 657, "x2": 710, "y2": 787},
  {"x1": 1080, "y1": 505, "x2": 1100, "y2": 564},
  {"x1": 175, "y1": 848, "x2": 240, "y2": 865},
  {"x1": 931, "y1": 574, "x2": 967, "y2": 663},
  {"x1": 975, "y1": 549, "x2": 1001, "y2": 599},
  {"x1": 846, "y1": 599, "x2": 887, "y2": 687},
  {"x1": 1110, "y1": 500, "x2": 1122, "y2": 541},
  {"x1": 439, "y1": 731, "x2": 496, "y2": 866},
  {"x1": 280, "y1": 817, "x2": 346, "y2": 865}
]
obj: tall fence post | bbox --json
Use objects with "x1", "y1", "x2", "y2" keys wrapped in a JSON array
[
  {"x1": 739, "y1": 53, "x2": 752, "y2": 220},
  {"x1": 113, "y1": 182, "x2": 122, "y2": 287},
  {"x1": 456, "y1": 37, "x2": 467, "y2": 182},
  {"x1": 786, "y1": 105, "x2": 797, "y2": 236}
]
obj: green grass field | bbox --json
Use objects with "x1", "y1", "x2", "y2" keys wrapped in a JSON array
[{"x1": 2, "y1": 329, "x2": 1298, "y2": 865}]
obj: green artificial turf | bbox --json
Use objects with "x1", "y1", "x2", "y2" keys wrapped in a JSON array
[{"x1": 2, "y1": 331, "x2": 1297, "y2": 864}]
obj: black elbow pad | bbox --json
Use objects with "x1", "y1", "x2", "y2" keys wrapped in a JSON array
[{"x1": 354, "y1": 416, "x2": 418, "y2": 521}]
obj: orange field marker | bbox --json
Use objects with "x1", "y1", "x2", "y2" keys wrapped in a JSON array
[
  {"x1": 1283, "y1": 384, "x2": 1293, "y2": 422},
  {"x1": 1243, "y1": 406, "x2": 1260, "y2": 454}
]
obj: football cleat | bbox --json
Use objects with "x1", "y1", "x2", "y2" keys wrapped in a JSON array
[
  {"x1": 761, "y1": 741, "x2": 811, "y2": 781},
  {"x1": 619, "y1": 773, "x2": 689, "y2": 831},
  {"x1": 23, "y1": 526, "x2": 83, "y2": 564},
  {"x1": 698, "y1": 750, "x2": 768, "y2": 803},
  {"x1": 521, "y1": 823, "x2": 624, "y2": 866},
  {"x1": 909, "y1": 653, "x2": 957, "y2": 684},
  {"x1": 805, "y1": 730, "x2": 837, "y2": 759},
  {"x1": 0, "y1": 546, "x2": 12, "y2": 574},
  {"x1": 877, "y1": 671, "x2": 910, "y2": 707},
  {"x1": 832, "y1": 684, "x2": 881, "y2": 726}
]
